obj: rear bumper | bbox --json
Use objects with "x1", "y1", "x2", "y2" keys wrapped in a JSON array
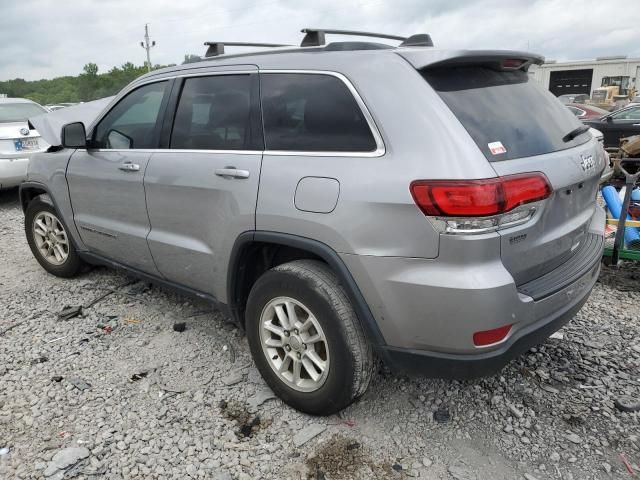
[
  {"x1": 340, "y1": 206, "x2": 605, "y2": 377},
  {"x1": 0, "y1": 156, "x2": 29, "y2": 189},
  {"x1": 378, "y1": 271, "x2": 596, "y2": 378}
]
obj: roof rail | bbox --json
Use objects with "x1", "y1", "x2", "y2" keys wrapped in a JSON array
[
  {"x1": 204, "y1": 41, "x2": 292, "y2": 58},
  {"x1": 300, "y1": 28, "x2": 433, "y2": 48}
]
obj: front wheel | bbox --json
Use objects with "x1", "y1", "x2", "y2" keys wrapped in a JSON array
[
  {"x1": 25, "y1": 197, "x2": 83, "y2": 278},
  {"x1": 245, "y1": 260, "x2": 373, "y2": 415}
]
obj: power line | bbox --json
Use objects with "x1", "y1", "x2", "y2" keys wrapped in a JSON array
[{"x1": 140, "y1": 24, "x2": 156, "y2": 72}]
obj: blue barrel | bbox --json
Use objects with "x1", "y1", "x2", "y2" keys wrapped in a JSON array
[{"x1": 601, "y1": 185, "x2": 640, "y2": 247}]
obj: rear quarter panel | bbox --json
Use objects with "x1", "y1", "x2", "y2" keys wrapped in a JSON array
[{"x1": 256, "y1": 52, "x2": 496, "y2": 258}]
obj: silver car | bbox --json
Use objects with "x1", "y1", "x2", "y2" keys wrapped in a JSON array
[
  {"x1": 20, "y1": 29, "x2": 606, "y2": 415},
  {"x1": 0, "y1": 98, "x2": 49, "y2": 189}
]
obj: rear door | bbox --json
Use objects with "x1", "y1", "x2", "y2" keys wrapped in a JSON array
[
  {"x1": 144, "y1": 68, "x2": 262, "y2": 299},
  {"x1": 67, "y1": 80, "x2": 170, "y2": 274},
  {"x1": 420, "y1": 61, "x2": 605, "y2": 285}
]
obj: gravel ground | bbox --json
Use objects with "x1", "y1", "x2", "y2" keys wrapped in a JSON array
[{"x1": 0, "y1": 187, "x2": 639, "y2": 480}]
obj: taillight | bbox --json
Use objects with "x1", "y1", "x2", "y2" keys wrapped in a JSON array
[{"x1": 410, "y1": 173, "x2": 551, "y2": 218}]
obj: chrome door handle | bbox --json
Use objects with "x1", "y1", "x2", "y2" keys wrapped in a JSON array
[
  {"x1": 633, "y1": 123, "x2": 640, "y2": 126},
  {"x1": 119, "y1": 163, "x2": 140, "y2": 172},
  {"x1": 215, "y1": 167, "x2": 250, "y2": 179}
]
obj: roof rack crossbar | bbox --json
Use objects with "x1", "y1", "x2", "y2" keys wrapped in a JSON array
[
  {"x1": 300, "y1": 28, "x2": 434, "y2": 48},
  {"x1": 204, "y1": 41, "x2": 292, "y2": 58}
]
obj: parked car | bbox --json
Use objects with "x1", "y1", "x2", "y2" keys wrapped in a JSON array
[
  {"x1": 583, "y1": 104, "x2": 640, "y2": 148},
  {"x1": 20, "y1": 30, "x2": 606, "y2": 414},
  {"x1": 558, "y1": 93, "x2": 590, "y2": 104},
  {"x1": 566, "y1": 103, "x2": 610, "y2": 121},
  {"x1": 0, "y1": 98, "x2": 49, "y2": 189}
]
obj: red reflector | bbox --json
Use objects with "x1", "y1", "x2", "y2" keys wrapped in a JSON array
[
  {"x1": 473, "y1": 324, "x2": 512, "y2": 346},
  {"x1": 503, "y1": 58, "x2": 526, "y2": 69},
  {"x1": 410, "y1": 173, "x2": 551, "y2": 217}
]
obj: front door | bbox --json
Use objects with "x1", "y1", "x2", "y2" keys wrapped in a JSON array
[
  {"x1": 67, "y1": 80, "x2": 170, "y2": 274},
  {"x1": 144, "y1": 71, "x2": 263, "y2": 299},
  {"x1": 603, "y1": 105, "x2": 640, "y2": 147}
]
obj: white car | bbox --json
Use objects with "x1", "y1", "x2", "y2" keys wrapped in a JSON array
[{"x1": 0, "y1": 98, "x2": 49, "y2": 189}]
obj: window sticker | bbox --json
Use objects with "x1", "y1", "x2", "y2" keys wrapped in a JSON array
[{"x1": 488, "y1": 141, "x2": 507, "y2": 155}]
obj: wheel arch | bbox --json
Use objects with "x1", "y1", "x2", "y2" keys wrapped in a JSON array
[{"x1": 228, "y1": 231, "x2": 386, "y2": 347}]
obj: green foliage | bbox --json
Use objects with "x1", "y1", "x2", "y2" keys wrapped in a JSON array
[
  {"x1": 0, "y1": 61, "x2": 173, "y2": 105},
  {"x1": 182, "y1": 54, "x2": 202, "y2": 64}
]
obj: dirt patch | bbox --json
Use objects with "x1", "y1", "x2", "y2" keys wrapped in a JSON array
[
  {"x1": 219, "y1": 399, "x2": 270, "y2": 438},
  {"x1": 306, "y1": 435, "x2": 401, "y2": 479}
]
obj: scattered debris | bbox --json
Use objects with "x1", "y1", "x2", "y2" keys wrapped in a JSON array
[
  {"x1": 30, "y1": 356, "x2": 49, "y2": 365},
  {"x1": 391, "y1": 463, "x2": 402, "y2": 471},
  {"x1": 523, "y1": 474, "x2": 539, "y2": 480},
  {"x1": 222, "y1": 370, "x2": 243, "y2": 386},
  {"x1": 0, "y1": 320, "x2": 25, "y2": 336},
  {"x1": 173, "y1": 322, "x2": 186, "y2": 332},
  {"x1": 293, "y1": 424, "x2": 327, "y2": 447},
  {"x1": 51, "y1": 376, "x2": 63, "y2": 382},
  {"x1": 58, "y1": 306, "x2": 83, "y2": 320},
  {"x1": 68, "y1": 377, "x2": 91, "y2": 391},
  {"x1": 247, "y1": 387, "x2": 276, "y2": 412},
  {"x1": 620, "y1": 453, "x2": 636, "y2": 476},
  {"x1": 615, "y1": 396, "x2": 640, "y2": 413},
  {"x1": 43, "y1": 447, "x2": 90, "y2": 477},
  {"x1": 550, "y1": 332, "x2": 564, "y2": 340},
  {"x1": 434, "y1": 406, "x2": 451, "y2": 423},
  {"x1": 0, "y1": 447, "x2": 9, "y2": 456},
  {"x1": 130, "y1": 372, "x2": 149, "y2": 382},
  {"x1": 45, "y1": 335, "x2": 68, "y2": 344}
]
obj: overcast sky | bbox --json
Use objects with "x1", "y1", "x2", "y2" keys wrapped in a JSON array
[{"x1": 1, "y1": 0, "x2": 639, "y2": 81}]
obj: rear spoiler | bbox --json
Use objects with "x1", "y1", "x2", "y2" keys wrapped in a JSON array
[{"x1": 398, "y1": 50, "x2": 544, "y2": 72}]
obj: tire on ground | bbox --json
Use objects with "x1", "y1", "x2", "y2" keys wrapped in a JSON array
[
  {"x1": 245, "y1": 259, "x2": 374, "y2": 415},
  {"x1": 25, "y1": 196, "x2": 83, "y2": 278}
]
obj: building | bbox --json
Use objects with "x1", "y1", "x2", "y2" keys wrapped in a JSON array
[{"x1": 529, "y1": 56, "x2": 640, "y2": 97}]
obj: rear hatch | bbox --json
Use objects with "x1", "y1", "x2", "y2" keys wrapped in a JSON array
[{"x1": 405, "y1": 51, "x2": 604, "y2": 286}]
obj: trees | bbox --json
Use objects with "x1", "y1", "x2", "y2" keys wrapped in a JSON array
[{"x1": 0, "y1": 61, "x2": 170, "y2": 105}]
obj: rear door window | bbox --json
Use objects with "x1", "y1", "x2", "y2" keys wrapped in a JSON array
[
  {"x1": 422, "y1": 66, "x2": 590, "y2": 161},
  {"x1": 261, "y1": 73, "x2": 377, "y2": 152},
  {"x1": 170, "y1": 75, "x2": 253, "y2": 150}
]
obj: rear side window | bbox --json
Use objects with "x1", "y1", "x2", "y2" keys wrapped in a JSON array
[
  {"x1": 171, "y1": 75, "x2": 252, "y2": 150},
  {"x1": 422, "y1": 66, "x2": 590, "y2": 161},
  {"x1": 261, "y1": 73, "x2": 377, "y2": 152}
]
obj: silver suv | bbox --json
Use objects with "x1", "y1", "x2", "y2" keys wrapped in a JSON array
[{"x1": 20, "y1": 29, "x2": 606, "y2": 415}]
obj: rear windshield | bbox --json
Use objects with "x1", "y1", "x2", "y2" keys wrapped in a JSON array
[
  {"x1": 422, "y1": 66, "x2": 590, "y2": 161},
  {"x1": 0, "y1": 102, "x2": 47, "y2": 122}
]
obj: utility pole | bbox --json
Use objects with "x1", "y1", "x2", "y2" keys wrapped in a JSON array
[{"x1": 140, "y1": 24, "x2": 156, "y2": 72}]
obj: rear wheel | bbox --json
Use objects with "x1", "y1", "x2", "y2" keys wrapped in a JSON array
[
  {"x1": 245, "y1": 260, "x2": 373, "y2": 415},
  {"x1": 25, "y1": 198, "x2": 83, "y2": 278}
]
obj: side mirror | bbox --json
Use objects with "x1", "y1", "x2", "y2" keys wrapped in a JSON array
[
  {"x1": 606, "y1": 116, "x2": 613, "y2": 123},
  {"x1": 61, "y1": 122, "x2": 87, "y2": 148}
]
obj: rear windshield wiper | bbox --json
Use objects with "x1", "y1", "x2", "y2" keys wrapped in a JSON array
[{"x1": 562, "y1": 125, "x2": 590, "y2": 143}]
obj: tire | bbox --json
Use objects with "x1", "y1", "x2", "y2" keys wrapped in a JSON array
[
  {"x1": 245, "y1": 259, "x2": 374, "y2": 415},
  {"x1": 25, "y1": 197, "x2": 83, "y2": 278}
]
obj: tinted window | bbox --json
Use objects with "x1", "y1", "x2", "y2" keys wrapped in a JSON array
[
  {"x1": 611, "y1": 106, "x2": 640, "y2": 120},
  {"x1": 422, "y1": 67, "x2": 590, "y2": 161},
  {"x1": 0, "y1": 102, "x2": 47, "y2": 122},
  {"x1": 261, "y1": 73, "x2": 377, "y2": 152},
  {"x1": 94, "y1": 81, "x2": 167, "y2": 149},
  {"x1": 171, "y1": 75, "x2": 251, "y2": 150}
]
